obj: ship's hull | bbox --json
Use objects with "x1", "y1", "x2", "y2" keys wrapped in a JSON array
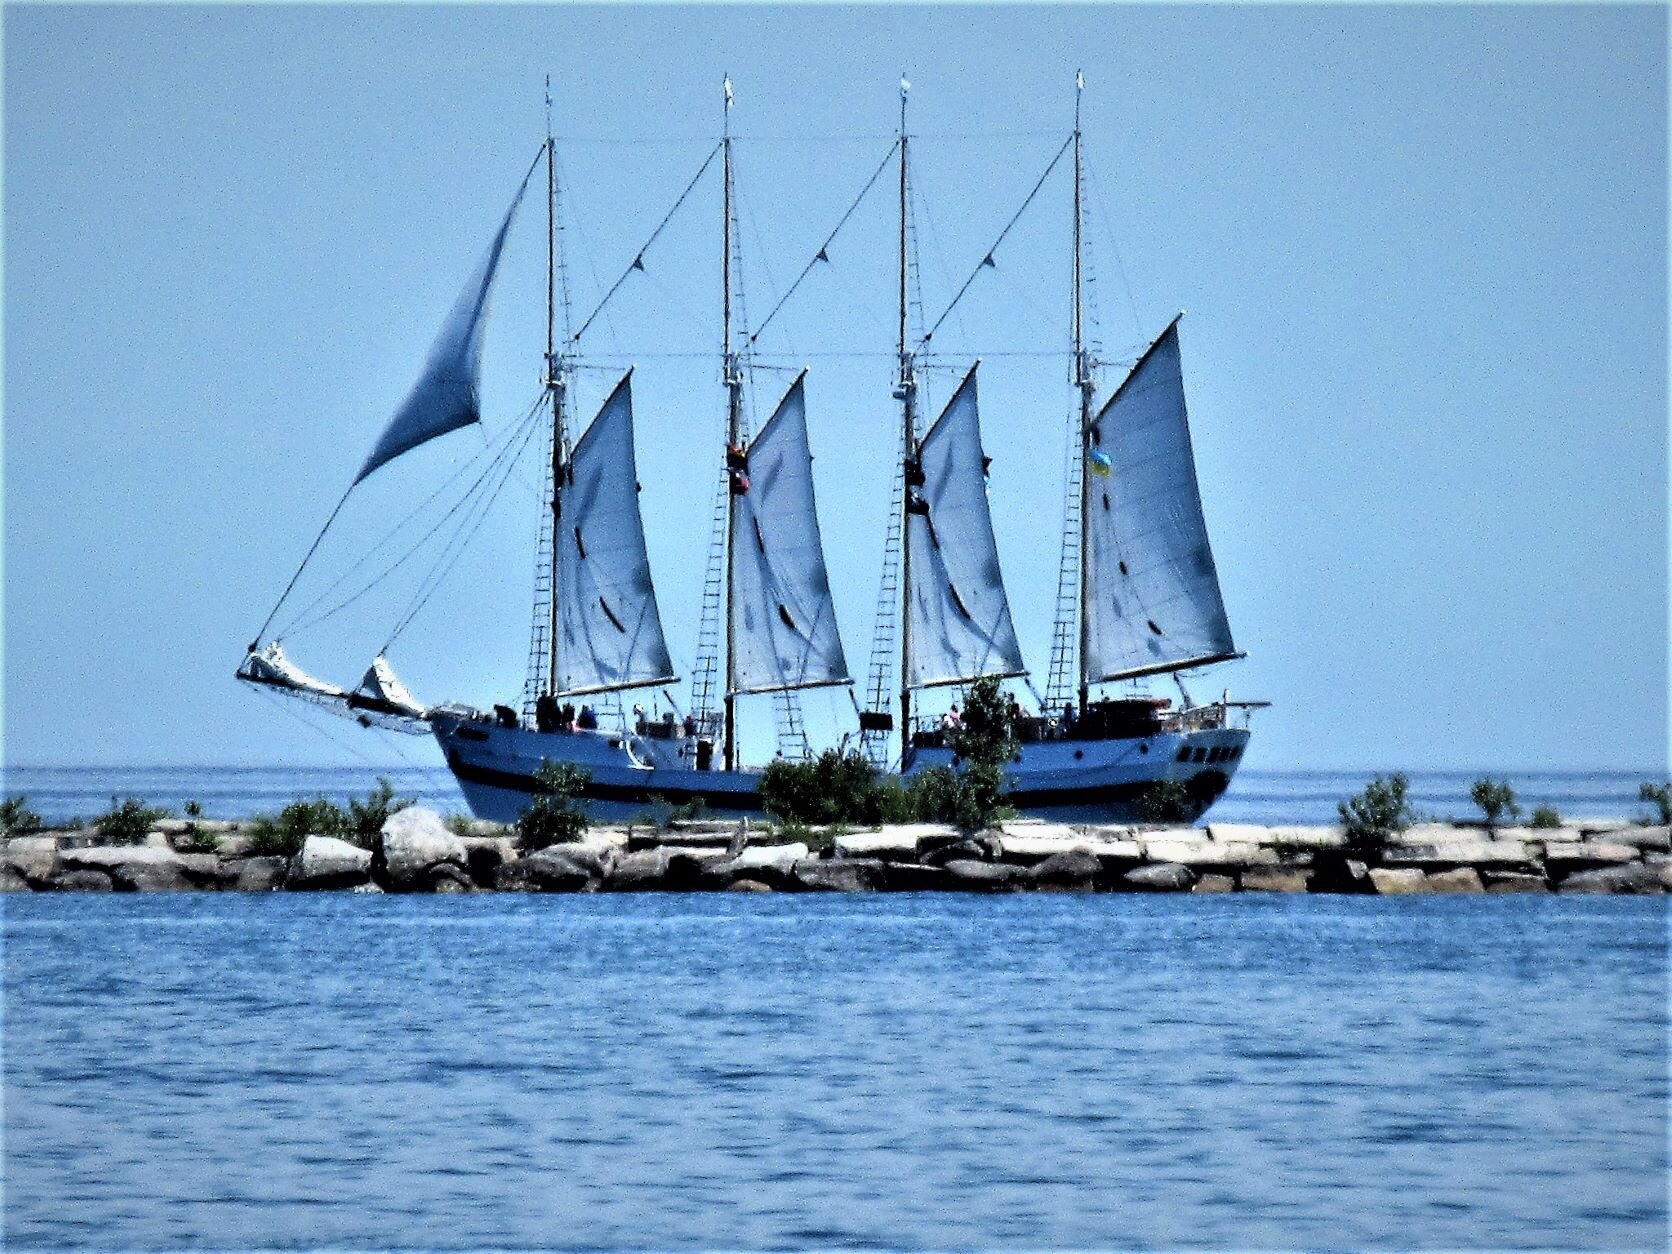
[{"x1": 432, "y1": 713, "x2": 1250, "y2": 825}]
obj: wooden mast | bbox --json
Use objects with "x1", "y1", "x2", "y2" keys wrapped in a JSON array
[
  {"x1": 1073, "y1": 70, "x2": 1094, "y2": 717},
  {"x1": 545, "y1": 76, "x2": 567, "y2": 700},
  {"x1": 896, "y1": 75, "x2": 917, "y2": 761},
  {"x1": 722, "y1": 75, "x2": 743, "y2": 771}
]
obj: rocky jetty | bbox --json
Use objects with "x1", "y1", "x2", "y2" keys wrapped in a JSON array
[{"x1": 6, "y1": 810, "x2": 1670, "y2": 896}]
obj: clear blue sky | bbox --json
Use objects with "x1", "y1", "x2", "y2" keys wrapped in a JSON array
[{"x1": 3, "y1": 3, "x2": 1666, "y2": 772}]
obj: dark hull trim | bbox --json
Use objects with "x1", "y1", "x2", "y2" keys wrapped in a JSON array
[{"x1": 449, "y1": 755, "x2": 1229, "y2": 814}]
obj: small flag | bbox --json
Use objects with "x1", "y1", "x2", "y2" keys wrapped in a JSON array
[
  {"x1": 724, "y1": 76, "x2": 733, "y2": 108},
  {"x1": 900, "y1": 75, "x2": 911, "y2": 95},
  {"x1": 1088, "y1": 450, "x2": 1112, "y2": 476},
  {"x1": 1076, "y1": 70, "x2": 1085, "y2": 92}
]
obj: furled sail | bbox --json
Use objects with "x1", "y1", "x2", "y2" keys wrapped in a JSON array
[
  {"x1": 1083, "y1": 317, "x2": 1237, "y2": 683},
  {"x1": 238, "y1": 641, "x2": 348, "y2": 700},
  {"x1": 728, "y1": 373, "x2": 851, "y2": 695},
  {"x1": 552, "y1": 371, "x2": 677, "y2": 696},
  {"x1": 353, "y1": 170, "x2": 534, "y2": 485},
  {"x1": 904, "y1": 364, "x2": 1026, "y2": 689},
  {"x1": 350, "y1": 655, "x2": 427, "y2": 719}
]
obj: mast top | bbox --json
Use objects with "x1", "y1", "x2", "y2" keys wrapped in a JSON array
[{"x1": 545, "y1": 74, "x2": 553, "y2": 140}]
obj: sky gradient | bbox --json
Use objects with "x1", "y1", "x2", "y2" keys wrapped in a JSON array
[{"x1": 3, "y1": 3, "x2": 1666, "y2": 772}]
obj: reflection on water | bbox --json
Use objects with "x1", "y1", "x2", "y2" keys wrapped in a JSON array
[{"x1": 3, "y1": 894, "x2": 1665, "y2": 1248}]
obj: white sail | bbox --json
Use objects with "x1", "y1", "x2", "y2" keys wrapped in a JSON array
[
  {"x1": 728, "y1": 374, "x2": 850, "y2": 695},
  {"x1": 354, "y1": 171, "x2": 533, "y2": 485},
  {"x1": 905, "y1": 364, "x2": 1026, "y2": 689},
  {"x1": 553, "y1": 371, "x2": 677, "y2": 696},
  {"x1": 1083, "y1": 318, "x2": 1237, "y2": 683}
]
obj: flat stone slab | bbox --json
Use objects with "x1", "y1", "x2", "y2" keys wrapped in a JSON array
[
  {"x1": 1608, "y1": 825, "x2": 1671, "y2": 852},
  {"x1": 1425, "y1": 867, "x2": 1484, "y2": 893},
  {"x1": 1240, "y1": 868, "x2": 1311, "y2": 893},
  {"x1": 1193, "y1": 874, "x2": 1236, "y2": 893},
  {"x1": 1205, "y1": 823, "x2": 1272, "y2": 844},
  {"x1": 1263, "y1": 825, "x2": 1349, "y2": 850},
  {"x1": 1484, "y1": 871, "x2": 1548, "y2": 894},
  {"x1": 730, "y1": 842, "x2": 808, "y2": 874},
  {"x1": 1142, "y1": 837, "x2": 1278, "y2": 869},
  {"x1": 1380, "y1": 840, "x2": 1532, "y2": 867},
  {"x1": 1557, "y1": 864, "x2": 1666, "y2": 894},
  {"x1": 833, "y1": 831, "x2": 921, "y2": 860},
  {"x1": 1544, "y1": 840, "x2": 1640, "y2": 867},
  {"x1": 1368, "y1": 867, "x2": 1428, "y2": 895},
  {"x1": 998, "y1": 834, "x2": 1138, "y2": 864},
  {"x1": 1123, "y1": 862, "x2": 1195, "y2": 892}
]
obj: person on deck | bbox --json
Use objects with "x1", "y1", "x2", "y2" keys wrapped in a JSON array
[{"x1": 578, "y1": 704, "x2": 598, "y2": 730}]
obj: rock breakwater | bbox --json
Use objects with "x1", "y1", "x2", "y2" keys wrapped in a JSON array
[{"x1": 6, "y1": 809, "x2": 1670, "y2": 896}]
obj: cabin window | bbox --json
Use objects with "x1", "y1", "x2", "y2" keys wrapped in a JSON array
[
  {"x1": 1192, "y1": 747, "x2": 1208, "y2": 763},
  {"x1": 1175, "y1": 746, "x2": 1191, "y2": 762}
]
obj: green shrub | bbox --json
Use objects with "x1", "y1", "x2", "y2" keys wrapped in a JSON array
[
  {"x1": 1639, "y1": 782, "x2": 1672, "y2": 826},
  {"x1": 345, "y1": 777, "x2": 411, "y2": 844},
  {"x1": 759, "y1": 750, "x2": 884, "y2": 825},
  {"x1": 515, "y1": 762, "x2": 590, "y2": 852},
  {"x1": 445, "y1": 813, "x2": 474, "y2": 837},
  {"x1": 667, "y1": 796, "x2": 707, "y2": 826},
  {"x1": 902, "y1": 766, "x2": 961, "y2": 824},
  {"x1": 1529, "y1": 804, "x2": 1562, "y2": 829},
  {"x1": 1137, "y1": 779, "x2": 1191, "y2": 824},
  {"x1": 183, "y1": 799, "x2": 203, "y2": 818},
  {"x1": 1470, "y1": 777, "x2": 1520, "y2": 829},
  {"x1": 246, "y1": 797, "x2": 347, "y2": 858},
  {"x1": 95, "y1": 796, "x2": 170, "y2": 845},
  {"x1": 946, "y1": 676, "x2": 1019, "y2": 831},
  {"x1": 180, "y1": 826, "x2": 222, "y2": 855},
  {"x1": 1, "y1": 795, "x2": 43, "y2": 836},
  {"x1": 1339, "y1": 774, "x2": 1411, "y2": 853}
]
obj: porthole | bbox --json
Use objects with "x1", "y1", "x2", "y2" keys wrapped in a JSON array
[{"x1": 1139, "y1": 742, "x2": 1149, "y2": 754}]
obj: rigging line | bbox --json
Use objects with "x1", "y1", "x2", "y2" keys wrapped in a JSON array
[
  {"x1": 248, "y1": 683, "x2": 389, "y2": 770},
  {"x1": 552, "y1": 129, "x2": 1066, "y2": 144},
  {"x1": 251, "y1": 484, "x2": 354, "y2": 650},
  {"x1": 749, "y1": 139, "x2": 899, "y2": 347},
  {"x1": 571, "y1": 141, "x2": 723, "y2": 344},
  {"x1": 384, "y1": 409, "x2": 543, "y2": 648},
  {"x1": 285, "y1": 399, "x2": 545, "y2": 637},
  {"x1": 273, "y1": 401, "x2": 539, "y2": 640},
  {"x1": 917, "y1": 132, "x2": 1074, "y2": 351},
  {"x1": 1086, "y1": 162, "x2": 1144, "y2": 341}
]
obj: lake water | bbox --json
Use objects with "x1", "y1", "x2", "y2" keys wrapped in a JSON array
[
  {"x1": 3, "y1": 893, "x2": 1665, "y2": 1249},
  {"x1": 2, "y1": 765, "x2": 1659, "y2": 827}
]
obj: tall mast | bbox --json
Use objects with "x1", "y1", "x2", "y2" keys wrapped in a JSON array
[
  {"x1": 896, "y1": 74, "x2": 917, "y2": 758},
  {"x1": 722, "y1": 74, "x2": 743, "y2": 771},
  {"x1": 545, "y1": 76, "x2": 567, "y2": 698},
  {"x1": 1072, "y1": 69, "x2": 1095, "y2": 716}
]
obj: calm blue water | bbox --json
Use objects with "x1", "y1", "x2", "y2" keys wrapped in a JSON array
[
  {"x1": 1, "y1": 765, "x2": 1659, "y2": 827},
  {"x1": 3, "y1": 894, "x2": 1665, "y2": 1249}
]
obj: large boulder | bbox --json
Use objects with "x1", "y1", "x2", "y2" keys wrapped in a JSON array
[
  {"x1": 232, "y1": 856, "x2": 287, "y2": 891},
  {"x1": 1611, "y1": 825, "x2": 1671, "y2": 853},
  {"x1": 1193, "y1": 873, "x2": 1236, "y2": 893},
  {"x1": 1028, "y1": 849, "x2": 1101, "y2": 891},
  {"x1": 0, "y1": 866, "x2": 28, "y2": 891},
  {"x1": 494, "y1": 847, "x2": 601, "y2": 892},
  {"x1": 880, "y1": 861, "x2": 955, "y2": 892},
  {"x1": 1379, "y1": 840, "x2": 1532, "y2": 870},
  {"x1": 1545, "y1": 840, "x2": 1640, "y2": 871},
  {"x1": 1557, "y1": 864, "x2": 1666, "y2": 895},
  {"x1": 7, "y1": 836, "x2": 61, "y2": 886},
  {"x1": 942, "y1": 859, "x2": 1027, "y2": 892},
  {"x1": 375, "y1": 807, "x2": 469, "y2": 892},
  {"x1": 1122, "y1": 862, "x2": 1195, "y2": 892},
  {"x1": 428, "y1": 864, "x2": 476, "y2": 893},
  {"x1": 794, "y1": 859, "x2": 885, "y2": 892},
  {"x1": 1143, "y1": 836, "x2": 1278, "y2": 869},
  {"x1": 44, "y1": 868, "x2": 114, "y2": 891},
  {"x1": 456, "y1": 836, "x2": 517, "y2": 887},
  {"x1": 1484, "y1": 871, "x2": 1548, "y2": 893},
  {"x1": 287, "y1": 836, "x2": 372, "y2": 890},
  {"x1": 607, "y1": 848, "x2": 674, "y2": 891},
  {"x1": 59, "y1": 845, "x2": 195, "y2": 891}
]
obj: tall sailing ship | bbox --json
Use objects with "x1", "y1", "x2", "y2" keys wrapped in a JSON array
[{"x1": 238, "y1": 75, "x2": 1265, "y2": 823}]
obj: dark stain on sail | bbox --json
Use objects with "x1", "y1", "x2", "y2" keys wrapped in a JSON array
[
  {"x1": 1147, "y1": 619, "x2": 1164, "y2": 636},
  {"x1": 777, "y1": 604, "x2": 798, "y2": 632},
  {"x1": 1102, "y1": 492, "x2": 1111, "y2": 511},
  {"x1": 574, "y1": 527, "x2": 586, "y2": 559},
  {"x1": 1119, "y1": 560, "x2": 1129, "y2": 576},
  {"x1": 753, "y1": 518, "x2": 767, "y2": 554},
  {"x1": 949, "y1": 584, "x2": 972, "y2": 620},
  {"x1": 600, "y1": 598, "x2": 626, "y2": 633}
]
